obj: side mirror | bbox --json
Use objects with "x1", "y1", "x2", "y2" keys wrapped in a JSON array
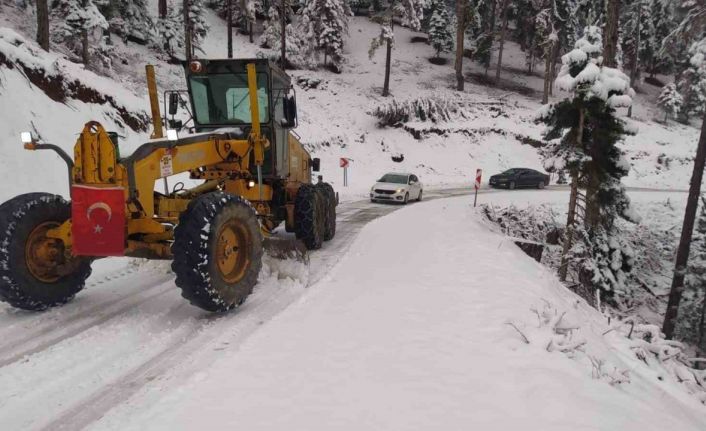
[
  {"x1": 282, "y1": 88, "x2": 297, "y2": 128},
  {"x1": 168, "y1": 92, "x2": 179, "y2": 116},
  {"x1": 311, "y1": 158, "x2": 321, "y2": 172}
]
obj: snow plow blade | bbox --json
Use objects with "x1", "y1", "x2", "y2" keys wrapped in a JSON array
[{"x1": 262, "y1": 237, "x2": 309, "y2": 263}]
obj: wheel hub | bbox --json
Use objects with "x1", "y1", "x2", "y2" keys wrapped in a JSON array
[
  {"x1": 25, "y1": 222, "x2": 66, "y2": 283},
  {"x1": 215, "y1": 220, "x2": 250, "y2": 284}
]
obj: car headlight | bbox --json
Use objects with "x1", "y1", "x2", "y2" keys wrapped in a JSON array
[{"x1": 396, "y1": 188, "x2": 404, "y2": 193}]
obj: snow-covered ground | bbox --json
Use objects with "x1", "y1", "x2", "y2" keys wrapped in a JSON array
[{"x1": 82, "y1": 194, "x2": 704, "y2": 430}]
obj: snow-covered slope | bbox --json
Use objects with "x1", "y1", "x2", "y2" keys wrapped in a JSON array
[
  {"x1": 1, "y1": 8, "x2": 702, "y2": 202},
  {"x1": 91, "y1": 195, "x2": 706, "y2": 430}
]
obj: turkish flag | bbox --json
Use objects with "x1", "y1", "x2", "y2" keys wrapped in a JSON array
[{"x1": 71, "y1": 185, "x2": 126, "y2": 256}]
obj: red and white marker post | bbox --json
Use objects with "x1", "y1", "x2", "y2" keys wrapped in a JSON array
[
  {"x1": 340, "y1": 157, "x2": 350, "y2": 186},
  {"x1": 474, "y1": 169, "x2": 482, "y2": 207}
]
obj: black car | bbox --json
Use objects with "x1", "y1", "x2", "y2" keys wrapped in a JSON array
[{"x1": 488, "y1": 168, "x2": 550, "y2": 189}]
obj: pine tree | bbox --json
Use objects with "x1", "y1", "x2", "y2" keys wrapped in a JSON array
[
  {"x1": 260, "y1": 5, "x2": 310, "y2": 68},
  {"x1": 299, "y1": 0, "x2": 350, "y2": 68},
  {"x1": 111, "y1": 0, "x2": 154, "y2": 45},
  {"x1": 658, "y1": 83, "x2": 684, "y2": 122},
  {"x1": 427, "y1": 2, "x2": 453, "y2": 59},
  {"x1": 156, "y1": 7, "x2": 184, "y2": 58},
  {"x1": 536, "y1": 25, "x2": 638, "y2": 296},
  {"x1": 51, "y1": 0, "x2": 109, "y2": 65},
  {"x1": 677, "y1": 38, "x2": 706, "y2": 122},
  {"x1": 369, "y1": 0, "x2": 424, "y2": 96}
]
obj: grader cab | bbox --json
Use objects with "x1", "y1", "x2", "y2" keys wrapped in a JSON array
[{"x1": 0, "y1": 59, "x2": 336, "y2": 312}]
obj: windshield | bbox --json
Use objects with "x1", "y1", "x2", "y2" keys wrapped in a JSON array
[
  {"x1": 190, "y1": 73, "x2": 269, "y2": 125},
  {"x1": 378, "y1": 174, "x2": 409, "y2": 184}
]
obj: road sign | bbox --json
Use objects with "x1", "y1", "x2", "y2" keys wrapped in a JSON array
[{"x1": 340, "y1": 158, "x2": 349, "y2": 168}]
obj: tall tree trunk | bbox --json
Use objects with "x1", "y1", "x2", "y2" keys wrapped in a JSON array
[
  {"x1": 549, "y1": 44, "x2": 560, "y2": 95},
  {"x1": 495, "y1": 0, "x2": 510, "y2": 83},
  {"x1": 280, "y1": 0, "x2": 286, "y2": 69},
  {"x1": 542, "y1": 40, "x2": 556, "y2": 104},
  {"x1": 628, "y1": 9, "x2": 640, "y2": 118},
  {"x1": 603, "y1": 0, "x2": 620, "y2": 68},
  {"x1": 663, "y1": 114, "x2": 706, "y2": 339},
  {"x1": 559, "y1": 109, "x2": 584, "y2": 282},
  {"x1": 159, "y1": 0, "x2": 168, "y2": 19},
  {"x1": 455, "y1": 0, "x2": 466, "y2": 91},
  {"x1": 36, "y1": 0, "x2": 50, "y2": 51},
  {"x1": 80, "y1": 0, "x2": 90, "y2": 65},
  {"x1": 227, "y1": 0, "x2": 233, "y2": 58},
  {"x1": 184, "y1": 0, "x2": 192, "y2": 61},
  {"x1": 698, "y1": 291, "x2": 706, "y2": 369},
  {"x1": 383, "y1": 36, "x2": 392, "y2": 96}
]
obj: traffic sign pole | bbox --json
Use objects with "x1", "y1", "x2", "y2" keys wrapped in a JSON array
[
  {"x1": 340, "y1": 157, "x2": 350, "y2": 187},
  {"x1": 474, "y1": 169, "x2": 482, "y2": 207}
]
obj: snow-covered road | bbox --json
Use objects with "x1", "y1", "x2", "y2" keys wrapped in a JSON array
[
  {"x1": 0, "y1": 187, "x2": 473, "y2": 430},
  {"x1": 0, "y1": 186, "x2": 699, "y2": 430}
]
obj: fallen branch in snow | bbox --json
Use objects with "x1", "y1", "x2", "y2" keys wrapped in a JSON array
[{"x1": 505, "y1": 322, "x2": 530, "y2": 344}]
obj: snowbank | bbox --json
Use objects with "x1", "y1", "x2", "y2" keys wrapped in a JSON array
[{"x1": 93, "y1": 196, "x2": 706, "y2": 430}]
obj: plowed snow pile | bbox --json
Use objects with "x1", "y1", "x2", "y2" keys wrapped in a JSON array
[{"x1": 93, "y1": 196, "x2": 706, "y2": 431}]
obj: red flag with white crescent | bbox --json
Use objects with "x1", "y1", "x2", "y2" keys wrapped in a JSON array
[{"x1": 71, "y1": 185, "x2": 126, "y2": 256}]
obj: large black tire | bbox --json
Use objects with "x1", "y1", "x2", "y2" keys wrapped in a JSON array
[
  {"x1": 403, "y1": 192, "x2": 409, "y2": 204},
  {"x1": 316, "y1": 182, "x2": 336, "y2": 241},
  {"x1": 538, "y1": 181, "x2": 546, "y2": 189},
  {"x1": 509, "y1": 181, "x2": 516, "y2": 190},
  {"x1": 0, "y1": 193, "x2": 92, "y2": 311},
  {"x1": 417, "y1": 190, "x2": 423, "y2": 202},
  {"x1": 294, "y1": 184, "x2": 324, "y2": 250},
  {"x1": 172, "y1": 192, "x2": 263, "y2": 312}
]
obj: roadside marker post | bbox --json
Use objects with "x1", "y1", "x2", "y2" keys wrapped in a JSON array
[
  {"x1": 474, "y1": 169, "x2": 482, "y2": 207},
  {"x1": 340, "y1": 158, "x2": 350, "y2": 187}
]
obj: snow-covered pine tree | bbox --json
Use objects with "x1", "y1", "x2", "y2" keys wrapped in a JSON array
[
  {"x1": 259, "y1": 5, "x2": 311, "y2": 68},
  {"x1": 554, "y1": 0, "x2": 580, "y2": 53},
  {"x1": 647, "y1": 0, "x2": 675, "y2": 76},
  {"x1": 299, "y1": 0, "x2": 350, "y2": 68},
  {"x1": 156, "y1": 7, "x2": 184, "y2": 58},
  {"x1": 658, "y1": 83, "x2": 684, "y2": 122},
  {"x1": 114, "y1": 0, "x2": 154, "y2": 45},
  {"x1": 183, "y1": 0, "x2": 210, "y2": 57},
  {"x1": 51, "y1": 0, "x2": 109, "y2": 65},
  {"x1": 427, "y1": 1, "x2": 453, "y2": 59},
  {"x1": 259, "y1": 5, "x2": 280, "y2": 48},
  {"x1": 677, "y1": 38, "x2": 706, "y2": 122},
  {"x1": 536, "y1": 25, "x2": 638, "y2": 300},
  {"x1": 369, "y1": 0, "x2": 424, "y2": 96},
  {"x1": 676, "y1": 197, "x2": 706, "y2": 358}
]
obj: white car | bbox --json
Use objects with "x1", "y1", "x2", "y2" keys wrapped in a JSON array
[{"x1": 370, "y1": 173, "x2": 423, "y2": 204}]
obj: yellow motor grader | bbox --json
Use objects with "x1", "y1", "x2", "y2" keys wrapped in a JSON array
[{"x1": 0, "y1": 59, "x2": 336, "y2": 312}]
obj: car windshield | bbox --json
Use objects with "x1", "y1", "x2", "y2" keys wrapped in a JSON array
[
  {"x1": 378, "y1": 174, "x2": 409, "y2": 184},
  {"x1": 502, "y1": 169, "x2": 518, "y2": 175},
  {"x1": 189, "y1": 73, "x2": 269, "y2": 125}
]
